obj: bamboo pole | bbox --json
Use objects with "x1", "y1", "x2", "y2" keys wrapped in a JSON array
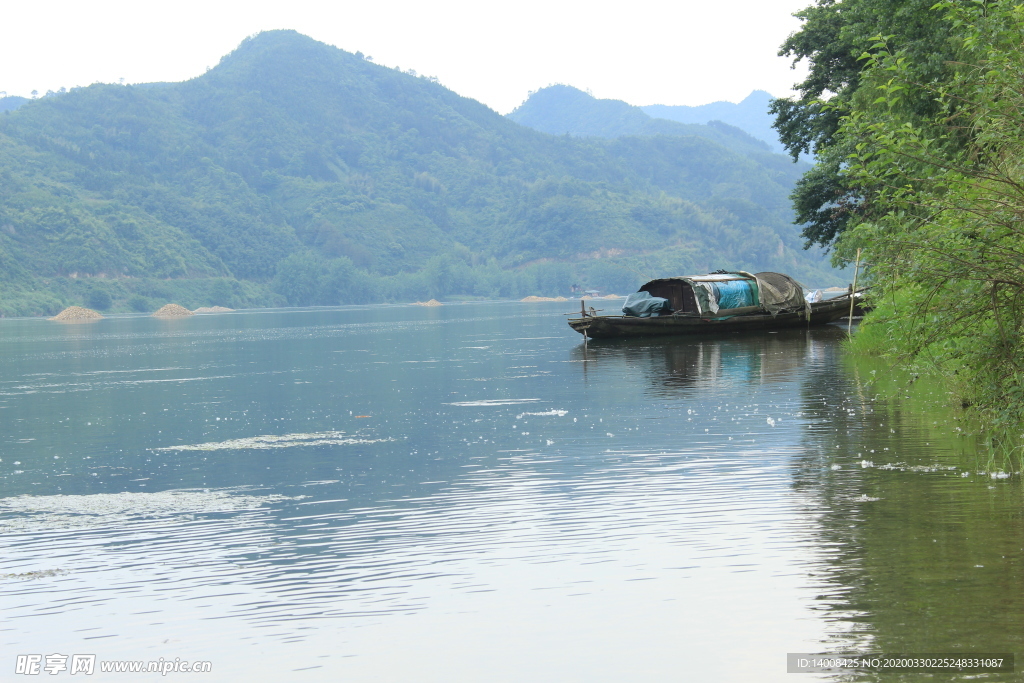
[
  {"x1": 848, "y1": 248, "x2": 862, "y2": 335},
  {"x1": 581, "y1": 299, "x2": 588, "y2": 348}
]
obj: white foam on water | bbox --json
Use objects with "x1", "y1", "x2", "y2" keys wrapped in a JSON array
[
  {"x1": 0, "y1": 488, "x2": 300, "y2": 533},
  {"x1": 447, "y1": 399, "x2": 542, "y2": 407},
  {"x1": 875, "y1": 463, "x2": 959, "y2": 473},
  {"x1": 0, "y1": 568, "x2": 69, "y2": 580},
  {"x1": 515, "y1": 410, "x2": 568, "y2": 418},
  {"x1": 154, "y1": 432, "x2": 395, "y2": 451}
]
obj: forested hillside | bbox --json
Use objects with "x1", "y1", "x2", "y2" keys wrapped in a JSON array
[{"x1": 0, "y1": 30, "x2": 839, "y2": 316}]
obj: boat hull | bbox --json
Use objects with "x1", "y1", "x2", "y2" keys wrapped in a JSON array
[{"x1": 568, "y1": 298, "x2": 852, "y2": 339}]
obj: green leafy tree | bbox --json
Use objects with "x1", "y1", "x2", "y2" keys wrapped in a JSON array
[
  {"x1": 770, "y1": 0, "x2": 959, "y2": 249},
  {"x1": 838, "y1": 1, "x2": 1024, "y2": 427},
  {"x1": 86, "y1": 287, "x2": 112, "y2": 311},
  {"x1": 272, "y1": 251, "x2": 326, "y2": 306},
  {"x1": 128, "y1": 295, "x2": 150, "y2": 312}
]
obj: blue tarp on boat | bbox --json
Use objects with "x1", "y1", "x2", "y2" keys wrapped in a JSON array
[
  {"x1": 711, "y1": 279, "x2": 759, "y2": 309},
  {"x1": 622, "y1": 291, "x2": 671, "y2": 317}
]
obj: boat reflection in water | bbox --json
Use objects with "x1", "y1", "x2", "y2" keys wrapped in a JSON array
[{"x1": 571, "y1": 325, "x2": 848, "y2": 397}]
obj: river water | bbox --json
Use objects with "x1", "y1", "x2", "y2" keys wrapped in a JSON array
[{"x1": 1, "y1": 302, "x2": 1021, "y2": 681}]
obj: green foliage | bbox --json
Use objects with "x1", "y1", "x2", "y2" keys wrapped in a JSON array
[
  {"x1": 771, "y1": 0, "x2": 959, "y2": 248},
  {"x1": 271, "y1": 252, "x2": 373, "y2": 305},
  {"x1": 0, "y1": 31, "x2": 842, "y2": 316},
  {"x1": 86, "y1": 286, "x2": 112, "y2": 311},
  {"x1": 0, "y1": 274, "x2": 275, "y2": 317},
  {"x1": 838, "y1": 1, "x2": 1024, "y2": 429},
  {"x1": 128, "y1": 295, "x2": 150, "y2": 312}
]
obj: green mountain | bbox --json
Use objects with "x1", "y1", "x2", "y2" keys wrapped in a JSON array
[
  {"x1": 643, "y1": 91, "x2": 785, "y2": 154},
  {"x1": 0, "y1": 30, "x2": 839, "y2": 316},
  {"x1": 0, "y1": 96, "x2": 27, "y2": 113},
  {"x1": 507, "y1": 85, "x2": 773, "y2": 155}
]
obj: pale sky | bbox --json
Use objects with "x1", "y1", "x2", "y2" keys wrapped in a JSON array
[{"x1": 1, "y1": 0, "x2": 811, "y2": 114}]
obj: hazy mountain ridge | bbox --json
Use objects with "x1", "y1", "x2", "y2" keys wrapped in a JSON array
[
  {"x1": 642, "y1": 91, "x2": 784, "y2": 154},
  {"x1": 0, "y1": 31, "x2": 836, "y2": 315},
  {"x1": 0, "y1": 96, "x2": 27, "y2": 113},
  {"x1": 507, "y1": 85, "x2": 773, "y2": 156}
]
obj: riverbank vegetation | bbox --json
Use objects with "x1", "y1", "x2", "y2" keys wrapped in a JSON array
[{"x1": 774, "y1": 0, "x2": 1024, "y2": 445}]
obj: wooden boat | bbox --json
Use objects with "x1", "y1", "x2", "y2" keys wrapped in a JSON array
[{"x1": 568, "y1": 271, "x2": 861, "y2": 339}]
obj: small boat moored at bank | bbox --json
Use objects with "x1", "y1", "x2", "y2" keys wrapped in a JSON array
[{"x1": 568, "y1": 271, "x2": 861, "y2": 339}]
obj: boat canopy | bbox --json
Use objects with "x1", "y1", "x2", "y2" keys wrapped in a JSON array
[
  {"x1": 636, "y1": 271, "x2": 808, "y2": 316},
  {"x1": 753, "y1": 271, "x2": 808, "y2": 315}
]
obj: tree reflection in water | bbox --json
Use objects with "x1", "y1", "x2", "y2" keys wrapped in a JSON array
[{"x1": 572, "y1": 325, "x2": 1024, "y2": 676}]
